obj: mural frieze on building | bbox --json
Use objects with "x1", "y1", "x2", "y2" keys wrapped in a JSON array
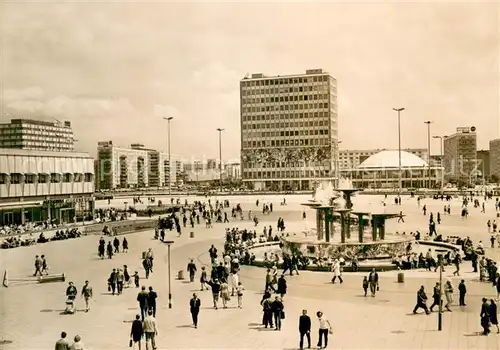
[{"x1": 241, "y1": 147, "x2": 332, "y2": 165}]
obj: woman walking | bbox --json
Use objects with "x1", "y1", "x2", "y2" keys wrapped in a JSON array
[
  {"x1": 316, "y1": 311, "x2": 332, "y2": 349},
  {"x1": 130, "y1": 314, "x2": 143, "y2": 350},
  {"x1": 271, "y1": 296, "x2": 284, "y2": 331},
  {"x1": 220, "y1": 279, "x2": 230, "y2": 309},
  {"x1": 236, "y1": 282, "x2": 244, "y2": 309},
  {"x1": 489, "y1": 299, "x2": 499, "y2": 334},
  {"x1": 444, "y1": 280, "x2": 453, "y2": 312}
]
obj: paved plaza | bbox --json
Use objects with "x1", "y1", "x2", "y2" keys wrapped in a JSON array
[{"x1": 1, "y1": 194, "x2": 500, "y2": 349}]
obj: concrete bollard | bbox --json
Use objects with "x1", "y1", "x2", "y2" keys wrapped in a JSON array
[
  {"x1": 397, "y1": 272, "x2": 404, "y2": 283},
  {"x1": 190, "y1": 231, "x2": 194, "y2": 238},
  {"x1": 38, "y1": 273, "x2": 66, "y2": 284},
  {"x1": 177, "y1": 270, "x2": 184, "y2": 280}
]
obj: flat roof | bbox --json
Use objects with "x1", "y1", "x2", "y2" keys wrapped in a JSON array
[
  {"x1": 0, "y1": 148, "x2": 92, "y2": 159},
  {"x1": 241, "y1": 70, "x2": 335, "y2": 81}
]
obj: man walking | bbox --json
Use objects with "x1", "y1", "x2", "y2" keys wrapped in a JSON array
[
  {"x1": 34, "y1": 255, "x2": 43, "y2": 276},
  {"x1": 187, "y1": 259, "x2": 197, "y2": 283},
  {"x1": 81, "y1": 280, "x2": 93, "y2": 312},
  {"x1": 41, "y1": 255, "x2": 49, "y2": 275},
  {"x1": 142, "y1": 310, "x2": 158, "y2": 350},
  {"x1": 299, "y1": 309, "x2": 311, "y2": 350},
  {"x1": 108, "y1": 269, "x2": 118, "y2": 295},
  {"x1": 55, "y1": 331, "x2": 71, "y2": 350},
  {"x1": 368, "y1": 269, "x2": 379, "y2": 297},
  {"x1": 429, "y1": 282, "x2": 441, "y2": 312},
  {"x1": 147, "y1": 286, "x2": 158, "y2": 317},
  {"x1": 413, "y1": 286, "x2": 431, "y2": 315},
  {"x1": 137, "y1": 286, "x2": 149, "y2": 321},
  {"x1": 458, "y1": 279, "x2": 467, "y2": 306},
  {"x1": 189, "y1": 293, "x2": 201, "y2": 328}
]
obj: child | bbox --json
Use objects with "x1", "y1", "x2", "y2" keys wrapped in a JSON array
[
  {"x1": 133, "y1": 271, "x2": 140, "y2": 288},
  {"x1": 236, "y1": 282, "x2": 245, "y2": 309},
  {"x1": 362, "y1": 276, "x2": 369, "y2": 297}
]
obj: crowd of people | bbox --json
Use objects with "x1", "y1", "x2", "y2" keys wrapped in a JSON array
[{"x1": 14, "y1": 192, "x2": 497, "y2": 350}]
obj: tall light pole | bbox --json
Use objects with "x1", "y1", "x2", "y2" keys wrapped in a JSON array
[
  {"x1": 163, "y1": 117, "x2": 174, "y2": 202},
  {"x1": 393, "y1": 108, "x2": 405, "y2": 196},
  {"x1": 424, "y1": 121, "x2": 433, "y2": 189},
  {"x1": 164, "y1": 240, "x2": 174, "y2": 308},
  {"x1": 433, "y1": 135, "x2": 446, "y2": 191},
  {"x1": 334, "y1": 140, "x2": 342, "y2": 188},
  {"x1": 216, "y1": 128, "x2": 225, "y2": 194}
]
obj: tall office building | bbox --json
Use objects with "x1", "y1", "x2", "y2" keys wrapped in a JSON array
[
  {"x1": 240, "y1": 69, "x2": 338, "y2": 191},
  {"x1": 0, "y1": 119, "x2": 75, "y2": 151},
  {"x1": 476, "y1": 150, "x2": 490, "y2": 180},
  {"x1": 490, "y1": 138, "x2": 500, "y2": 181},
  {"x1": 443, "y1": 127, "x2": 477, "y2": 183}
]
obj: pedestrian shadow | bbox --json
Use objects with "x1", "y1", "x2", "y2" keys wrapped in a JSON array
[
  {"x1": 181, "y1": 281, "x2": 192, "y2": 284},
  {"x1": 176, "y1": 325, "x2": 194, "y2": 328},
  {"x1": 100, "y1": 292, "x2": 116, "y2": 296},
  {"x1": 40, "y1": 309, "x2": 54, "y2": 313},
  {"x1": 248, "y1": 323, "x2": 261, "y2": 327},
  {"x1": 464, "y1": 332, "x2": 484, "y2": 337}
]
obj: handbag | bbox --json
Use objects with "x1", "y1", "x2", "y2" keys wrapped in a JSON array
[
  {"x1": 280, "y1": 311, "x2": 285, "y2": 319},
  {"x1": 328, "y1": 328, "x2": 333, "y2": 335},
  {"x1": 108, "y1": 284, "x2": 111, "y2": 292},
  {"x1": 129, "y1": 339, "x2": 133, "y2": 347}
]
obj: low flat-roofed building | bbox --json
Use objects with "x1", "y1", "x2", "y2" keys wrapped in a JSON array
[
  {"x1": 0, "y1": 148, "x2": 95, "y2": 225},
  {"x1": 341, "y1": 150, "x2": 443, "y2": 189}
]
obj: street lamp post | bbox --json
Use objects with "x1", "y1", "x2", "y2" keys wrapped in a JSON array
[
  {"x1": 424, "y1": 121, "x2": 433, "y2": 189},
  {"x1": 163, "y1": 117, "x2": 174, "y2": 203},
  {"x1": 438, "y1": 256, "x2": 443, "y2": 330},
  {"x1": 335, "y1": 140, "x2": 342, "y2": 188},
  {"x1": 164, "y1": 240, "x2": 174, "y2": 308},
  {"x1": 393, "y1": 108, "x2": 405, "y2": 197},
  {"x1": 433, "y1": 136, "x2": 445, "y2": 191},
  {"x1": 216, "y1": 128, "x2": 225, "y2": 194}
]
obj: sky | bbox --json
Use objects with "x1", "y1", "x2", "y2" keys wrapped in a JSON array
[{"x1": 1, "y1": 1, "x2": 499, "y2": 161}]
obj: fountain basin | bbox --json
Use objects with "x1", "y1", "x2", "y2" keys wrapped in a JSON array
[{"x1": 282, "y1": 234, "x2": 415, "y2": 261}]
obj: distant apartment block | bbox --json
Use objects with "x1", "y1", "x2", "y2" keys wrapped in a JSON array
[
  {"x1": 96, "y1": 141, "x2": 182, "y2": 190},
  {"x1": 240, "y1": 69, "x2": 338, "y2": 191},
  {"x1": 443, "y1": 127, "x2": 477, "y2": 182},
  {"x1": 490, "y1": 138, "x2": 500, "y2": 181},
  {"x1": 0, "y1": 118, "x2": 75, "y2": 151},
  {"x1": 183, "y1": 160, "x2": 241, "y2": 183}
]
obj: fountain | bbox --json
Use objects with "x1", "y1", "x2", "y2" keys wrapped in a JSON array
[{"x1": 284, "y1": 178, "x2": 415, "y2": 261}]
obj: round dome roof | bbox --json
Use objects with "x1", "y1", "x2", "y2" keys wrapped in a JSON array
[{"x1": 358, "y1": 150, "x2": 428, "y2": 169}]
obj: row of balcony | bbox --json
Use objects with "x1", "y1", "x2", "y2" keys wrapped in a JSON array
[
  {"x1": 0, "y1": 172, "x2": 93, "y2": 185},
  {"x1": 0, "y1": 182, "x2": 94, "y2": 198}
]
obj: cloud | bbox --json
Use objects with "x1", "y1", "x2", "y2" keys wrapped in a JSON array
[
  {"x1": 2, "y1": 1, "x2": 499, "y2": 159},
  {"x1": 4, "y1": 87, "x2": 139, "y2": 121}
]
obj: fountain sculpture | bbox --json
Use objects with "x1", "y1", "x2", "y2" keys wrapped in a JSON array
[{"x1": 287, "y1": 178, "x2": 414, "y2": 260}]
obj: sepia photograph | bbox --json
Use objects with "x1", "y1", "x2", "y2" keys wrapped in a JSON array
[{"x1": 0, "y1": 1, "x2": 499, "y2": 349}]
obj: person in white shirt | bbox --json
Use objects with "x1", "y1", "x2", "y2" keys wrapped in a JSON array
[
  {"x1": 142, "y1": 310, "x2": 158, "y2": 350},
  {"x1": 316, "y1": 311, "x2": 332, "y2": 349},
  {"x1": 70, "y1": 335, "x2": 84, "y2": 350}
]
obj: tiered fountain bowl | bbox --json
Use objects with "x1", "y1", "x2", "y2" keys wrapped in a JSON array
[{"x1": 283, "y1": 179, "x2": 415, "y2": 261}]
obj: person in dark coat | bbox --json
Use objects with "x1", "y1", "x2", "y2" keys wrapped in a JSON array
[
  {"x1": 489, "y1": 299, "x2": 499, "y2": 334},
  {"x1": 122, "y1": 237, "x2": 128, "y2": 253},
  {"x1": 277, "y1": 275, "x2": 287, "y2": 298},
  {"x1": 130, "y1": 314, "x2": 143, "y2": 349},
  {"x1": 480, "y1": 298, "x2": 490, "y2": 335},
  {"x1": 298, "y1": 309, "x2": 311, "y2": 349},
  {"x1": 458, "y1": 280, "x2": 467, "y2": 306},
  {"x1": 190, "y1": 293, "x2": 201, "y2": 328},
  {"x1": 271, "y1": 296, "x2": 284, "y2": 331}
]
